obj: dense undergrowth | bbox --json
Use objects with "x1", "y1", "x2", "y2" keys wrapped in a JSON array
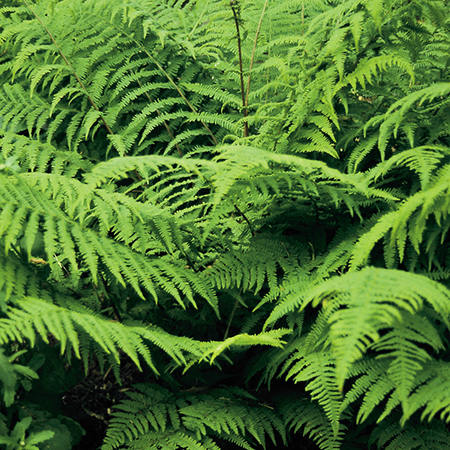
[{"x1": 1, "y1": 0, "x2": 450, "y2": 448}]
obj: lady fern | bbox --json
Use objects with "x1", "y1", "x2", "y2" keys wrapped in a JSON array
[{"x1": 1, "y1": 0, "x2": 450, "y2": 448}]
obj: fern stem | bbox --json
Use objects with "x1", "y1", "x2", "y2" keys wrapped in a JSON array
[
  {"x1": 135, "y1": 77, "x2": 184, "y2": 157},
  {"x1": 234, "y1": 204, "x2": 255, "y2": 236},
  {"x1": 244, "y1": 0, "x2": 269, "y2": 112},
  {"x1": 230, "y1": 0, "x2": 249, "y2": 138},
  {"x1": 22, "y1": 0, "x2": 114, "y2": 136},
  {"x1": 131, "y1": 41, "x2": 218, "y2": 146},
  {"x1": 99, "y1": 275, "x2": 123, "y2": 322},
  {"x1": 188, "y1": 0, "x2": 210, "y2": 39},
  {"x1": 224, "y1": 297, "x2": 240, "y2": 340}
]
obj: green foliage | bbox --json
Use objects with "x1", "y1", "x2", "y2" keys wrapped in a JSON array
[
  {"x1": 102, "y1": 384, "x2": 285, "y2": 450},
  {"x1": 1, "y1": 0, "x2": 450, "y2": 448}
]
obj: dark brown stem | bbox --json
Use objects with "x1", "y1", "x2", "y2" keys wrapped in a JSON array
[
  {"x1": 230, "y1": 0, "x2": 248, "y2": 138},
  {"x1": 234, "y1": 203, "x2": 255, "y2": 236},
  {"x1": 99, "y1": 275, "x2": 123, "y2": 322}
]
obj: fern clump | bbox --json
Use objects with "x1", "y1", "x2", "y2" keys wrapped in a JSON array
[{"x1": 1, "y1": 0, "x2": 450, "y2": 448}]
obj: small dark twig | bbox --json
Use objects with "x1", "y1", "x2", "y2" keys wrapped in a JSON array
[
  {"x1": 98, "y1": 275, "x2": 123, "y2": 322},
  {"x1": 230, "y1": 0, "x2": 249, "y2": 138},
  {"x1": 234, "y1": 203, "x2": 255, "y2": 236}
]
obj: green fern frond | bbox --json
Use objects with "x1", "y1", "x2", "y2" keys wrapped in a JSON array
[
  {"x1": 404, "y1": 360, "x2": 450, "y2": 423},
  {"x1": 371, "y1": 312, "x2": 443, "y2": 403},
  {"x1": 0, "y1": 170, "x2": 217, "y2": 310},
  {"x1": 266, "y1": 267, "x2": 450, "y2": 406},
  {"x1": 263, "y1": 271, "x2": 319, "y2": 329},
  {"x1": 0, "y1": 131, "x2": 92, "y2": 176},
  {"x1": 351, "y1": 164, "x2": 450, "y2": 268},
  {"x1": 207, "y1": 234, "x2": 300, "y2": 294},
  {"x1": 102, "y1": 384, "x2": 181, "y2": 448},
  {"x1": 365, "y1": 82, "x2": 450, "y2": 156},
  {"x1": 301, "y1": 269, "x2": 449, "y2": 387},
  {"x1": 337, "y1": 54, "x2": 415, "y2": 92},
  {"x1": 369, "y1": 416, "x2": 450, "y2": 450},
  {"x1": 0, "y1": 296, "x2": 210, "y2": 376},
  {"x1": 0, "y1": 297, "x2": 154, "y2": 371},
  {"x1": 366, "y1": 145, "x2": 448, "y2": 190},
  {"x1": 103, "y1": 385, "x2": 285, "y2": 450},
  {"x1": 0, "y1": 251, "x2": 46, "y2": 304},
  {"x1": 181, "y1": 392, "x2": 286, "y2": 448},
  {"x1": 277, "y1": 395, "x2": 345, "y2": 450},
  {"x1": 203, "y1": 329, "x2": 289, "y2": 364},
  {"x1": 282, "y1": 346, "x2": 342, "y2": 436}
]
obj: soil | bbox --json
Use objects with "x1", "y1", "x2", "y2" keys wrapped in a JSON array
[{"x1": 62, "y1": 358, "x2": 146, "y2": 450}]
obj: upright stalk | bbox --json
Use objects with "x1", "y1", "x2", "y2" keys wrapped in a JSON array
[{"x1": 230, "y1": 0, "x2": 248, "y2": 138}]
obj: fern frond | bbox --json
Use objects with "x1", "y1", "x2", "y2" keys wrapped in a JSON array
[
  {"x1": 0, "y1": 251, "x2": 46, "y2": 304},
  {"x1": 370, "y1": 416, "x2": 450, "y2": 450},
  {"x1": 351, "y1": 164, "x2": 450, "y2": 268},
  {"x1": 337, "y1": 54, "x2": 414, "y2": 92},
  {"x1": 0, "y1": 170, "x2": 217, "y2": 311},
  {"x1": 371, "y1": 312, "x2": 443, "y2": 403},
  {"x1": 277, "y1": 395, "x2": 345, "y2": 450},
  {"x1": 0, "y1": 131, "x2": 92, "y2": 176},
  {"x1": 0, "y1": 296, "x2": 210, "y2": 375},
  {"x1": 0, "y1": 297, "x2": 153, "y2": 371},
  {"x1": 282, "y1": 346, "x2": 342, "y2": 436},
  {"x1": 207, "y1": 234, "x2": 300, "y2": 294},
  {"x1": 103, "y1": 385, "x2": 285, "y2": 450},
  {"x1": 365, "y1": 82, "x2": 450, "y2": 156},
  {"x1": 366, "y1": 145, "x2": 449, "y2": 190},
  {"x1": 203, "y1": 329, "x2": 289, "y2": 364},
  {"x1": 405, "y1": 360, "x2": 450, "y2": 423},
  {"x1": 298, "y1": 268, "x2": 449, "y2": 387}
]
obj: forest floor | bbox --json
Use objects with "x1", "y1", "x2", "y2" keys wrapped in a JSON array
[{"x1": 63, "y1": 358, "x2": 146, "y2": 449}]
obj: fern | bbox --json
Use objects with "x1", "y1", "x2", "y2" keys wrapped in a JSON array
[
  {"x1": 0, "y1": 296, "x2": 211, "y2": 374},
  {"x1": 277, "y1": 395, "x2": 345, "y2": 450},
  {"x1": 351, "y1": 163, "x2": 450, "y2": 270},
  {"x1": 102, "y1": 385, "x2": 285, "y2": 450},
  {"x1": 1, "y1": 0, "x2": 450, "y2": 448}
]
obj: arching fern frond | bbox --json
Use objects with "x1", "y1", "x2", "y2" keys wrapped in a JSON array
[
  {"x1": 0, "y1": 131, "x2": 92, "y2": 176},
  {"x1": 0, "y1": 296, "x2": 210, "y2": 374},
  {"x1": 369, "y1": 416, "x2": 450, "y2": 450},
  {"x1": 0, "y1": 297, "x2": 154, "y2": 371},
  {"x1": 276, "y1": 394, "x2": 345, "y2": 450},
  {"x1": 365, "y1": 82, "x2": 450, "y2": 156},
  {"x1": 281, "y1": 346, "x2": 342, "y2": 436},
  {"x1": 0, "y1": 251, "x2": 46, "y2": 305},
  {"x1": 207, "y1": 234, "x2": 301, "y2": 294},
  {"x1": 404, "y1": 360, "x2": 450, "y2": 423},
  {"x1": 276, "y1": 268, "x2": 450, "y2": 388},
  {"x1": 202, "y1": 329, "x2": 289, "y2": 365},
  {"x1": 0, "y1": 170, "x2": 217, "y2": 311},
  {"x1": 351, "y1": 164, "x2": 450, "y2": 270},
  {"x1": 102, "y1": 384, "x2": 285, "y2": 450},
  {"x1": 366, "y1": 145, "x2": 449, "y2": 190}
]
